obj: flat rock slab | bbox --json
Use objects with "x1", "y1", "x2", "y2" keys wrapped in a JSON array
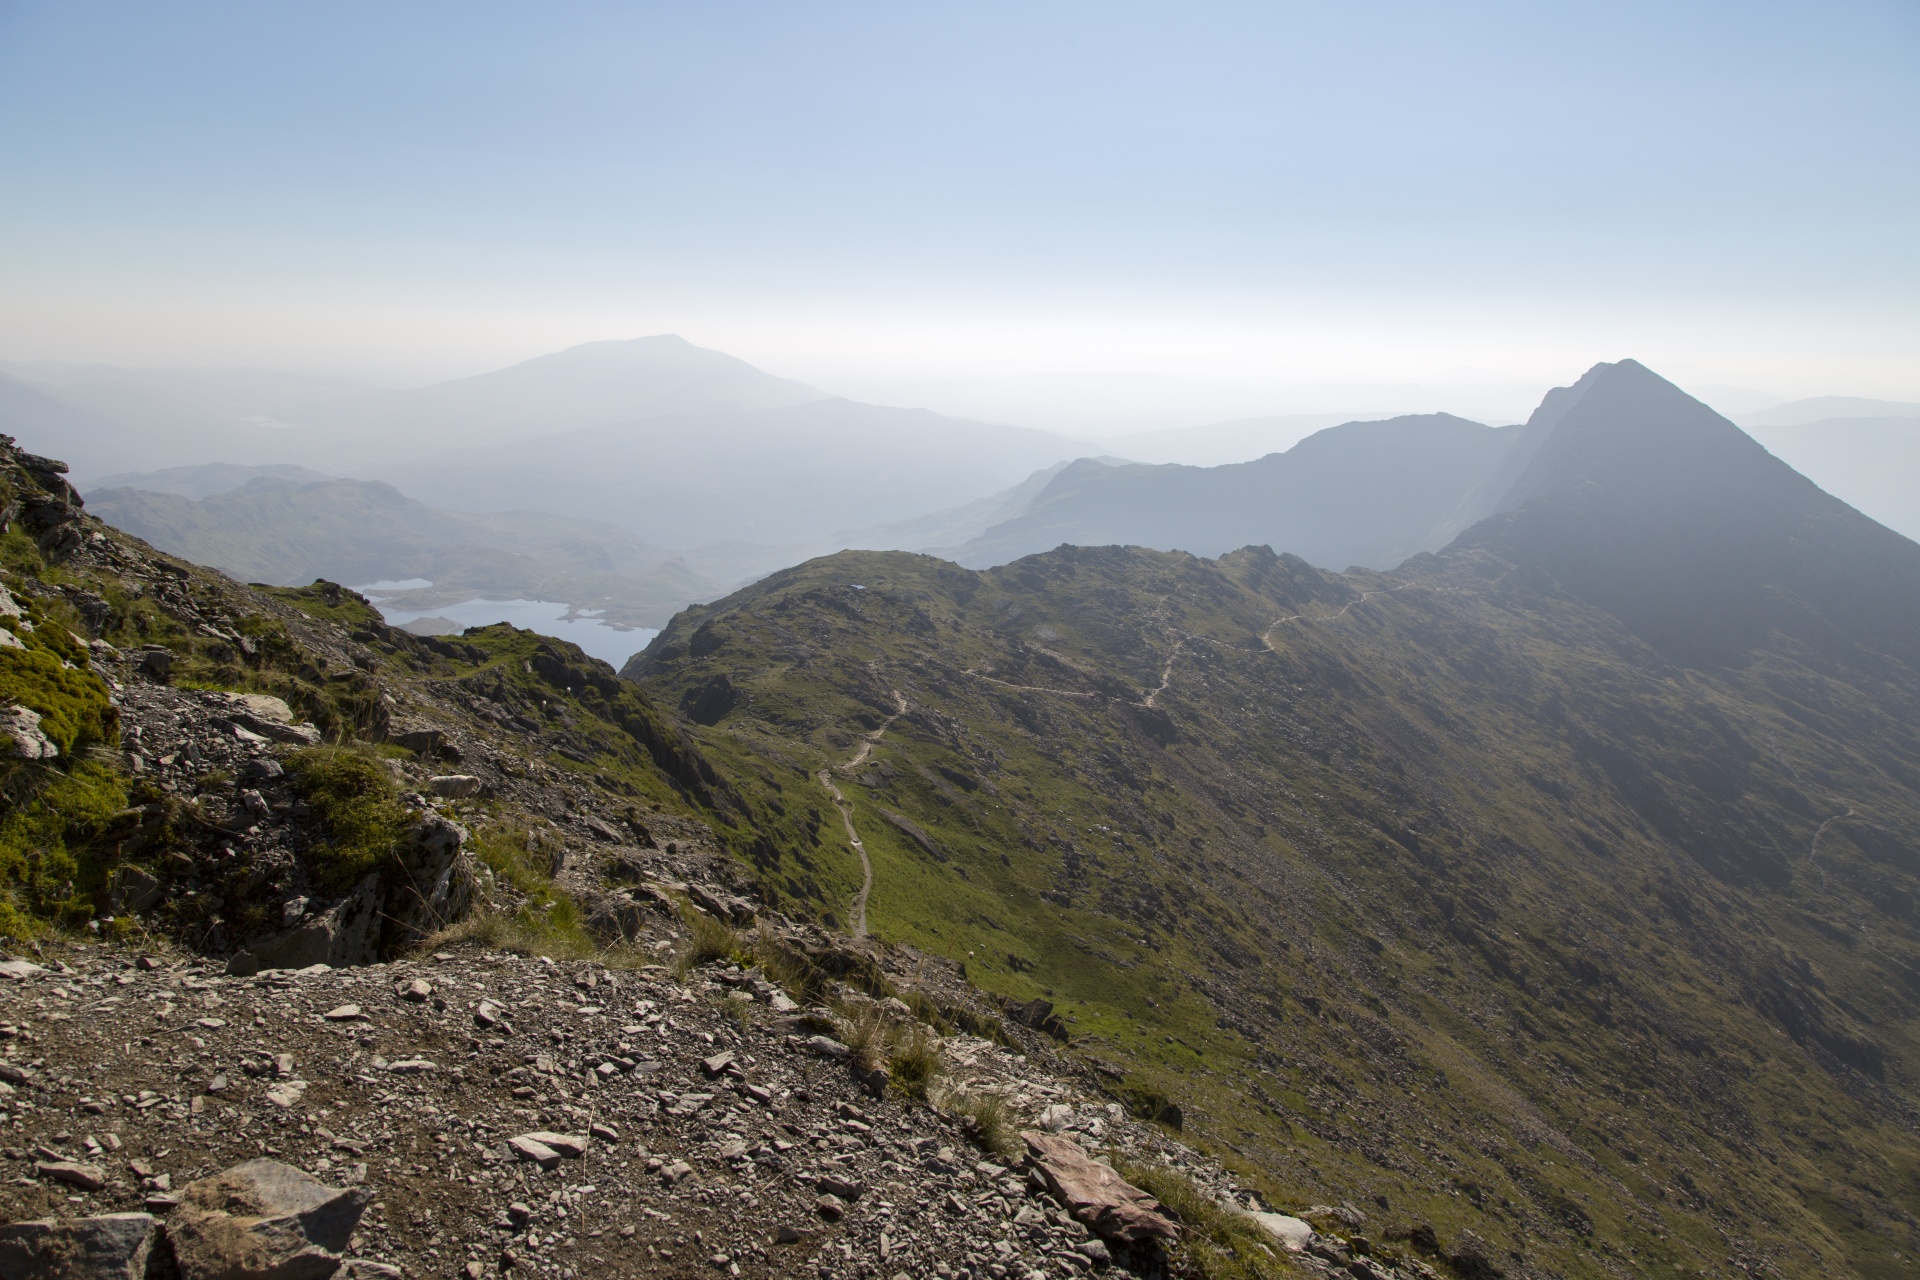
[
  {"x1": 1021, "y1": 1131, "x2": 1179, "y2": 1244},
  {"x1": 35, "y1": 1160, "x2": 107, "y2": 1191},
  {"x1": 507, "y1": 1136, "x2": 562, "y2": 1169},
  {"x1": 0, "y1": 1212, "x2": 155, "y2": 1280},
  {"x1": 1250, "y1": 1211, "x2": 1312, "y2": 1251},
  {"x1": 169, "y1": 1158, "x2": 371, "y2": 1280},
  {"x1": 517, "y1": 1131, "x2": 588, "y2": 1159}
]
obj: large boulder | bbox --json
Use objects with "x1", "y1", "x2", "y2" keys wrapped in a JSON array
[
  {"x1": 0, "y1": 1213, "x2": 155, "y2": 1280},
  {"x1": 1021, "y1": 1131, "x2": 1178, "y2": 1245},
  {"x1": 168, "y1": 1159, "x2": 370, "y2": 1280},
  {"x1": 384, "y1": 814, "x2": 474, "y2": 946},
  {"x1": 249, "y1": 876, "x2": 382, "y2": 970}
]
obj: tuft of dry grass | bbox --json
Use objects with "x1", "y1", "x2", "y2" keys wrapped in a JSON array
[
  {"x1": 942, "y1": 1088, "x2": 1021, "y2": 1162},
  {"x1": 674, "y1": 906, "x2": 743, "y2": 976},
  {"x1": 838, "y1": 1005, "x2": 892, "y2": 1073},
  {"x1": 887, "y1": 1026, "x2": 943, "y2": 1099},
  {"x1": 1115, "y1": 1159, "x2": 1286, "y2": 1280}
]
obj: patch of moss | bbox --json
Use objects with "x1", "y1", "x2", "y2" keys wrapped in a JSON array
[
  {"x1": 0, "y1": 758, "x2": 129, "y2": 934},
  {"x1": 284, "y1": 746, "x2": 411, "y2": 890}
]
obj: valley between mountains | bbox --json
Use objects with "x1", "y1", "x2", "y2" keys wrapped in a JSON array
[{"x1": 2, "y1": 359, "x2": 1918, "y2": 1280}]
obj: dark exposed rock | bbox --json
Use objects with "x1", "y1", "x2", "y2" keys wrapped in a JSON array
[
  {"x1": 168, "y1": 1159, "x2": 370, "y2": 1280},
  {"x1": 0, "y1": 1212, "x2": 154, "y2": 1280}
]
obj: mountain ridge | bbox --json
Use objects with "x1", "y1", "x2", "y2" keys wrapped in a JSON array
[{"x1": 618, "y1": 359, "x2": 1920, "y2": 1277}]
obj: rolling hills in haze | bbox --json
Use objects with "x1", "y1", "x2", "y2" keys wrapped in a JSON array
[
  {"x1": 623, "y1": 360, "x2": 1920, "y2": 1277},
  {"x1": 86, "y1": 473, "x2": 715, "y2": 629},
  {"x1": 950, "y1": 413, "x2": 1523, "y2": 570}
]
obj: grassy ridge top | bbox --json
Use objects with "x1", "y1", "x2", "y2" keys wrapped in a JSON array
[{"x1": 629, "y1": 541, "x2": 1920, "y2": 1278}]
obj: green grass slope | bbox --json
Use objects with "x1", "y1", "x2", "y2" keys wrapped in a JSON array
[{"x1": 625, "y1": 534, "x2": 1920, "y2": 1278}]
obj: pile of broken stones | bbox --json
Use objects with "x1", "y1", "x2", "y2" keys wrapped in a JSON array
[{"x1": 0, "y1": 941, "x2": 1446, "y2": 1280}]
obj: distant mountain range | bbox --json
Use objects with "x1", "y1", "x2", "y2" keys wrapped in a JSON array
[
  {"x1": 18, "y1": 338, "x2": 1920, "y2": 628},
  {"x1": 914, "y1": 393, "x2": 1920, "y2": 567}
]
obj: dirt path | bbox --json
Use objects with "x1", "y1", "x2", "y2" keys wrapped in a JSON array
[
  {"x1": 816, "y1": 685, "x2": 909, "y2": 937},
  {"x1": 1141, "y1": 636, "x2": 1189, "y2": 709},
  {"x1": 1260, "y1": 583, "x2": 1417, "y2": 650}
]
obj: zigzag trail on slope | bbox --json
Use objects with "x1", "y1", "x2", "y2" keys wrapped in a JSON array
[
  {"x1": 962, "y1": 582, "x2": 1439, "y2": 711},
  {"x1": 816, "y1": 683, "x2": 910, "y2": 938}
]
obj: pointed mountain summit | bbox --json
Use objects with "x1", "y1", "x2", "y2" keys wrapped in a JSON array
[{"x1": 1451, "y1": 359, "x2": 1920, "y2": 667}]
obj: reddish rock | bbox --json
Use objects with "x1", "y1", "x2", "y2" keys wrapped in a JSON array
[{"x1": 1021, "y1": 1131, "x2": 1178, "y2": 1244}]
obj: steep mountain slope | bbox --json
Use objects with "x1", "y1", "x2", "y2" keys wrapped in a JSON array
[
  {"x1": 626, "y1": 363, "x2": 1920, "y2": 1278},
  {"x1": 954, "y1": 415, "x2": 1518, "y2": 570},
  {"x1": 85, "y1": 476, "x2": 716, "y2": 629}
]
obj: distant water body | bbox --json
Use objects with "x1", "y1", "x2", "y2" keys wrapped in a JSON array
[{"x1": 351, "y1": 584, "x2": 657, "y2": 669}]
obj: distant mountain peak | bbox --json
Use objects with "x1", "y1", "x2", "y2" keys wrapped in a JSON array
[
  {"x1": 1497, "y1": 357, "x2": 1790, "y2": 513},
  {"x1": 1457, "y1": 358, "x2": 1920, "y2": 667}
]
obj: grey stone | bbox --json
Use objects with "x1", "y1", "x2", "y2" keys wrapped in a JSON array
[
  {"x1": 507, "y1": 1136, "x2": 561, "y2": 1169},
  {"x1": 135, "y1": 648, "x2": 173, "y2": 681},
  {"x1": 251, "y1": 875, "x2": 381, "y2": 970},
  {"x1": 36, "y1": 1160, "x2": 107, "y2": 1191},
  {"x1": 168, "y1": 1158, "x2": 370, "y2": 1280},
  {"x1": 517, "y1": 1131, "x2": 586, "y2": 1159},
  {"x1": 1, "y1": 705, "x2": 58, "y2": 760},
  {"x1": 103, "y1": 867, "x2": 162, "y2": 917},
  {"x1": 802, "y1": 1035, "x2": 851, "y2": 1060},
  {"x1": 384, "y1": 815, "x2": 474, "y2": 947},
  {"x1": 1248, "y1": 1212, "x2": 1311, "y2": 1251},
  {"x1": 0, "y1": 1212, "x2": 155, "y2": 1280}
]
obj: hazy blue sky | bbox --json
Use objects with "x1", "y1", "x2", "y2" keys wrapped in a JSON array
[{"x1": 0, "y1": 1, "x2": 1914, "y2": 400}]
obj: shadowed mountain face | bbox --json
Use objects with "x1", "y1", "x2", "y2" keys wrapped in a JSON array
[
  {"x1": 1462, "y1": 359, "x2": 1920, "y2": 667},
  {"x1": 624, "y1": 361, "x2": 1920, "y2": 1277},
  {"x1": 952, "y1": 414, "x2": 1522, "y2": 570}
]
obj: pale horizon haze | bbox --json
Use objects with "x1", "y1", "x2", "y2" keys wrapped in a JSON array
[{"x1": 1, "y1": 1, "x2": 1916, "y2": 425}]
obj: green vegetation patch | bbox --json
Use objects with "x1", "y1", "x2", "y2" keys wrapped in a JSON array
[
  {"x1": 0, "y1": 758, "x2": 129, "y2": 935},
  {"x1": 284, "y1": 746, "x2": 412, "y2": 890},
  {"x1": 0, "y1": 643, "x2": 114, "y2": 760}
]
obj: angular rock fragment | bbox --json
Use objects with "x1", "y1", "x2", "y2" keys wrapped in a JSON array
[
  {"x1": 168, "y1": 1159, "x2": 370, "y2": 1280},
  {"x1": 0, "y1": 1212, "x2": 155, "y2": 1280},
  {"x1": 816, "y1": 1175, "x2": 864, "y2": 1202},
  {"x1": 517, "y1": 1131, "x2": 587, "y2": 1159},
  {"x1": 35, "y1": 1159, "x2": 107, "y2": 1191},
  {"x1": 506, "y1": 1136, "x2": 561, "y2": 1169},
  {"x1": 1021, "y1": 1131, "x2": 1178, "y2": 1244},
  {"x1": 1250, "y1": 1212, "x2": 1311, "y2": 1251},
  {"x1": 800, "y1": 1035, "x2": 850, "y2": 1060}
]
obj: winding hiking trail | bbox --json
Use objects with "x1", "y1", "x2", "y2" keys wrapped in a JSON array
[
  {"x1": 816, "y1": 685, "x2": 909, "y2": 938},
  {"x1": 1260, "y1": 582, "x2": 1421, "y2": 651}
]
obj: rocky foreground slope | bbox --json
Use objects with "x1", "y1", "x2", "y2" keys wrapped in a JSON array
[
  {"x1": 0, "y1": 436, "x2": 1470, "y2": 1280},
  {"x1": 0, "y1": 937, "x2": 1453, "y2": 1280}
]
